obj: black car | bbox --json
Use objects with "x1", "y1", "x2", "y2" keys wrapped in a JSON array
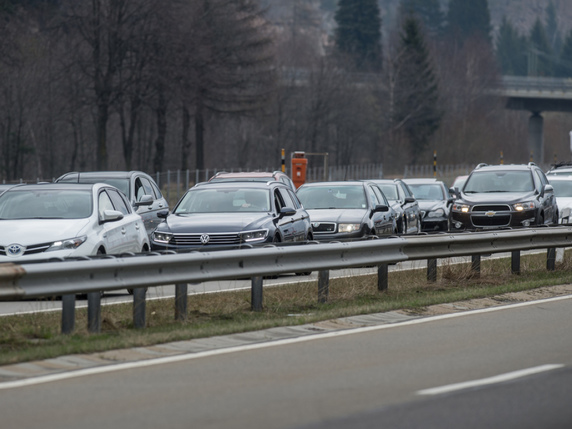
[
  {"x1": 56, "y1": 171, "x2": 168, "y2": 237},
  {"x1": 449, "y1": 163, "x2": 557, "y2": 230},
  {"x1": 369, "y1": 179, "x2": 421, "y2": 234},
  {"x1": 296, "y1": 181, "x2": 396, "y2": 241},
  {"x1": 403, "y1": 178, "x2": 453, "y2": 232},
  {"x1": 151, "y1": 181, "x2": 312, "y2": 251}
]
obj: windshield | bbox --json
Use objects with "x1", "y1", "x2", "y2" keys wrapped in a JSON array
[
  {"x1": 174, "y1": 188, "x2": 270, "y2": 213},
  {"x1": 463, "y1": 171, "x2": 534, "y2": 193},
  {"x1": 0, "y1": 190, "x2": 93, "y2": 219},
  {"x1": 407, "y1": 184, "x2": 445, "y2": 200},
  {"x1": 550, "y1": 180, "x2": 572, "y2": 198},
  {"x1": 376, "y1": 184, "x2": 398, "y2": 200},
  {"x1": 297, "y1": 185, "x2": 367, "y2": 209}
]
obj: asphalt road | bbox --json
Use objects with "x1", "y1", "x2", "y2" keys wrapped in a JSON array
[{"x1": 1, "y1": 297, "x2": 570, "y2": 429}]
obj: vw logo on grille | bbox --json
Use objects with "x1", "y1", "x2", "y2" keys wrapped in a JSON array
[
  {"x1": 200, "y1": 234, "x2": 210, "y2": 244},
  {"x1": 7, "y1": 243, "x2": 25, "y2": 257}
]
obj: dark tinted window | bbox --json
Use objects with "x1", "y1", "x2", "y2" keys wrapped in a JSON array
[{"x1": 106, "y1": 189, "x2": 131, "y2": 214}]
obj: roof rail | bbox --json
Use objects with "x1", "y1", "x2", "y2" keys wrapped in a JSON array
[
  {"x1": 550, "y1": 161, "x2": 572, "y2": 169},
  {"x1": 475, "y1": 163, "x2": 488, "y2": 169},
  {"x1": 527, "y1": 162, "x2": 537, "y2": 167}
]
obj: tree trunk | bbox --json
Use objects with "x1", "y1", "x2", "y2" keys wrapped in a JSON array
[
  {"x1": 181, "y1": 105, "x2": 191, "y2": 171},
  {"x1": 153, "y1": 90, "x2": 167, "y2": 174},
  {"x1": 195, "y1": 99, "x2": 205, "y2": 171}
]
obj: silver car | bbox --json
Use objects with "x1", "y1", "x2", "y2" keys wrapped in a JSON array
[
  {"x1": 0, "y1": 183, "x2": 149, "y2": 262},
  {"x1": 56, "y1": 171, "x2": 168, "y2": 237}
]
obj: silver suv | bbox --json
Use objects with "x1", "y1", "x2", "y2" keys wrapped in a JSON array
[{"x1": 56, "y1": 171, "x2": 168, "y2": 237}]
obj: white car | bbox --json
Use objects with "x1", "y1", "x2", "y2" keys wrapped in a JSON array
[
  {"x1": 0, "y1": 183, "x2": 149, "y2": 262},
  {"x1": 547, "y1": 176, "x2": 572, "y2": 224}
]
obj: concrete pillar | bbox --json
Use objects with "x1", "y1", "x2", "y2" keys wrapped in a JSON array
[{"x1": 528, "y1": 112, "x2": 544, "y2": 163}]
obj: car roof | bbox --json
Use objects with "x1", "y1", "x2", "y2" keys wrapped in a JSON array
[
  {"x1": 193, "y1": 180, "x2": 289, "y2": 191},
  {"x1": 368, "y1": 179, "x2": 402, "y2": 184},
  {"x1": 472, "y1": 163, "x2": 538, "y2": 172},
  {"x1": 57, "y1": 171, "x2": 150, "y2": 180},
  {"x1": 211, "y1": 171, "x2": 286, "y2": 179},
  {"x1": 1, "y1": 183, "x2": 99, "y2": 192},
  {"x1": 299, "y1": 181, "x2": 367, "y2": 187},
  {"x1": 547, "y1": 175, "x2": 572, "y2": 180},
  {"x1": 403, "y1": 178, "x2": 445, "y2": 184}
]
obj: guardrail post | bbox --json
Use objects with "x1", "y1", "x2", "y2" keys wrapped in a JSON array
[
  {"x1": 547, "y1": 248, "x2": 556, "y2": 271},
  {"x1": 61, "y1": 294, "x2": 76, "y2": 334},
  {"x1": 471, "y1": 255, "x2": 481, "y2": 277},
  {"x1": 378, "y1": 264, "x2": 388, "y2": 291},
  {"x1": 87, "y1": 292, "x2": 101, "y2": 333},
  {"x1": 511, "y1": 250, "x2": 520, "y2": 274},
  {"x1": 318, "y1": 270, "x2": 329, "y2": 303},
  {"x1": 175, "y1": 283, "x2": 188, "y2": 321},
  {"x1": 133, "y1": 288, "x2": 147, "y2": 328},
  {"x1": 427, "y1": 259, "x2": 437, "y2": 282},
  {"x1": 251, "y1": 276, "x2": 263, "y2": 311}
]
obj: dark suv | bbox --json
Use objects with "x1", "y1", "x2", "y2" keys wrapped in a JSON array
[{"x1": 450, "y1": 163, "x2": 557, "y2": 230}]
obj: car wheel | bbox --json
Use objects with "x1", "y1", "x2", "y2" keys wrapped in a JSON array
[{"x1": 417, "y1": 218, "x2": 422, "y2": 234}]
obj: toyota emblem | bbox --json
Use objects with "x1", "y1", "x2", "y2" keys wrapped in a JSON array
[
  {"x1": 7, "y1": 243, "x2": 25, "y2": 257},
  {"x1": 200, "y1": 234, "x2": 210, "y2": 244}
]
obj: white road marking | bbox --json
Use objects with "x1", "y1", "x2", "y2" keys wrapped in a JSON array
[
  {"x1": 0, "y1": 294, "x2": 571, "y2": 390},
  {"x1": 416, "y1": 364, "x2": 565, "y2": 396}
]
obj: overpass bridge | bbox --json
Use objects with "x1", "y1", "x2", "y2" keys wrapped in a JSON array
[{"x1": 495, "y1": 76, "x2": 572, "y2": 163}]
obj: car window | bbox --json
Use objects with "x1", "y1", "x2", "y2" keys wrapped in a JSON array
[
  {"x1": 297, "y1": 185, "x2": 367, "y2": 209},
  {"x1": 98, "y1": 190, "x2": 115, "y2": 217},
  {"x1": 463, "y1": 171, "x2": 534, "y2": 193},
  {"x1": 401, "y1": 183, "x2": 413, "y2": 198},
  {"x1": 550, "y1": 180, "x2": 572, "y2": 197},
  {"x1": 140, "y1": 177, "x2": 156, "y2": 199},
  {"x1": 288, "y1": 189, "x2": 302, "y2": 209},
  {"x1": 174, "y1": 188, "x2": 270, "y2": 213},
  {"x1": 274, "y1": 189, "x2": 286, "y2": 212},
  {"x1": 535, "y1": 169, "x2": 549, "y2": 188},
  {"x1": 106, "y1": 189, "x2": 131, "y2": 215},
  {"x1": 376, "y1": 184, "x2": 398, "y2": 200},
  {"x1": 407, "y1": 184, "x2": 445, "y2": 200},
  {"x1": 371, "y1": 185, "x2": 388, "y2": 205},
  {"x1": 134, "y1": 178, "x2": 147, "y2": 202},
  {"x1": 278, "y1": 188, "x2": 296, "y2": 208},
  {"x1": 367, "y1": 185, "x2": 380, "y2": 205},
  {"x1": 150, "y1": 180, "x2": 163, "y2": 199},
  {"x1": 0, "y1": 189, "x2": 92, "y2": 219}
]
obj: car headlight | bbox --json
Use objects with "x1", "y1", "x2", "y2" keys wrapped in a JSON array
[
  {"x1": 427, "y1": 208, "x2": 445, "y2": 218},
  {"x1": 452, "y1": 203, "x2": 470, "y2": 213},
  {"x1": 240, "y1": 229, "x2": 268, "y2": 242},
  {"x1": 153, "y1": 231, "x2": 173, "y2": 243},
  {"x1": 513, "y1": 201, "x2": 535, "y2": 211},
  {"x1": 47, "y1": 236, "x2": 87, "y2": 252},
  {"x1": 338, "y1": 223, "x2": 361, "y2": 233}
]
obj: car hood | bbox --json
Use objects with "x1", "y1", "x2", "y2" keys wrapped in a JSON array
[
  {"x1": 305, "y1": 209, "x2": 367, "y2": 223},
  {"x1": 0, "y1": 219, "x2": 91, "y2": 245},
  {"x1": 159, "y1": 212, "x2": 272, "y2": 233},
  {"x1": 459, "y1": 191, "x2": 537, "y2": 204}
]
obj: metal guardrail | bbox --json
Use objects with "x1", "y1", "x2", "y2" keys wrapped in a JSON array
[{"x1": 1, "y1": 226, "x2": 571, "y2": 333}]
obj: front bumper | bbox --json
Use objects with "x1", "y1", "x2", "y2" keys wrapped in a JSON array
[
  {"x1": 420, "y1": 217, "x2": 449, "y2": 232},
  {"x1": 450, "y1": 209, "x2": 536, "y2": 230}
]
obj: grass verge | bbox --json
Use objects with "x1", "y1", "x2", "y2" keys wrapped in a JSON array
[{"x1": 1, "y1": 252, "x2": 572, "y2": 366}]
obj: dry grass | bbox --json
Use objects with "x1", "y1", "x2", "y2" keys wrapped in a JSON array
[{"x1": 1, "y1": 251, "x2": 572, "y2": 365}]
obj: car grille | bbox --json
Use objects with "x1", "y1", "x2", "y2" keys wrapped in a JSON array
[
  {"x1": 472, "y1": 204, "x2": 511, "y2": 212},
  {"x1": 0, "y1": 243, "x2": 52, "y2": 256},
  {"x1": 171, "y1": 233, "x2": 241, "y2": 246},
  {"x1": 471, "y1": 215, "x2": 511, "y2": 227},
  {"x1": 312, "y1": 222, "x2": 336, "y2": 233}
]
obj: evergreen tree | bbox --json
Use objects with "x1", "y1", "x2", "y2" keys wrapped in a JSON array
[
  {"x1": 334, "y1": 0, "x2": 382, "y2": 72},
  {"x1": 557, "y1": 30, "x2": 572, "y2": 78},
  {"x1": 445, "y1": 0, "x2": 492, "y2": 46},
  {"x1": 528, "y1": 17, "x2": 553, "y2": 76},
  {"x1": 496, "y1": 16, "x2": 527, "y2": 76},
  {"x1": 393, "y1": 16, "x2": 441, "y2": 163},
  {"x1": 398, "y1": 0, "x2": 443, "y2": 37}
]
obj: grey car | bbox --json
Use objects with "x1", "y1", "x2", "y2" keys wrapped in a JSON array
[
  {"x1": 369, "y1": 179, "x2": 421, "y2": 234},
  {"x1": 403, "y1": 178, "x2": 453, "y2": 232},
  {"x1": 56, "y1": 171, "x2": 168, "y2": 237}
]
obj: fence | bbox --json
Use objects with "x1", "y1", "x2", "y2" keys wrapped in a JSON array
[{"x1": 1, "y1": 226, "x2": 570, "y2": 334}]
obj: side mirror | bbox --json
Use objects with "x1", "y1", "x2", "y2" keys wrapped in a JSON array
[
  {"x1": 403, "y1": 197, "x2": 415, "y2": 204},
  {"x1": 100, "y1": 209, "x2": 124, "y2": 223},
  {"x1": 134, "y1": 194, "x2": 153, "y2": 207},
  {"x1": 448, "y1": 187, "x2": 458, "y2": 198},
  {"x1": 278, "y1": 207, "x2": 296, "y2": 219},
  {"x1": 157, "y1": 209, "x2": 169, "y2": 219},
  {"x1": 544, "y1": 184, "x2": 554, "y2": 194},
  {"x1": 370, "y1": 204, "x2": 389, "y2": 218}
]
